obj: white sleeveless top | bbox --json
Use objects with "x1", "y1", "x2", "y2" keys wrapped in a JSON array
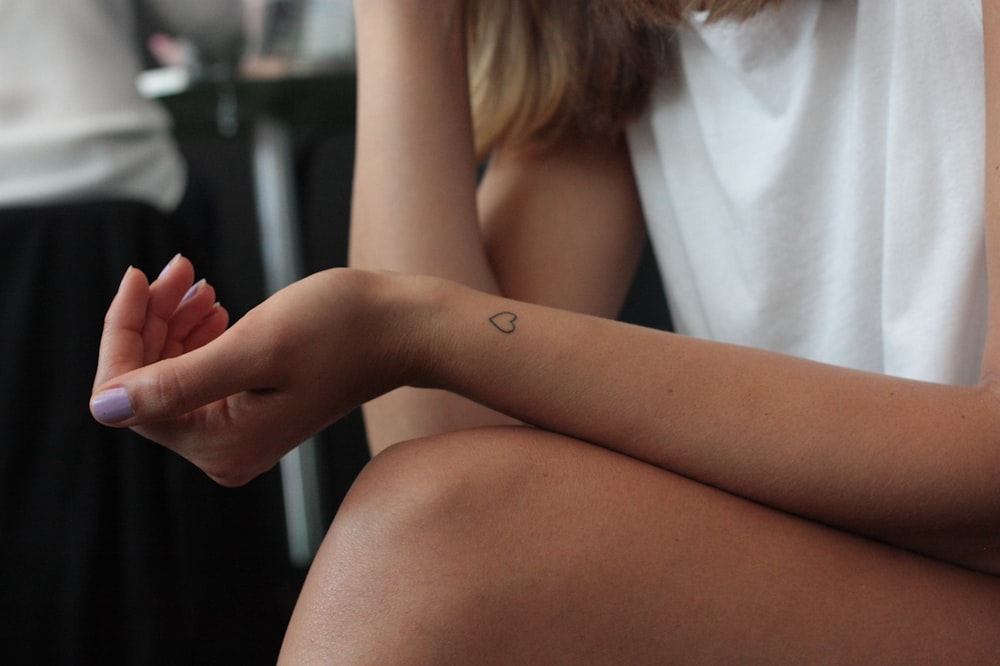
[
  {"x1": 0, "y1": 0, "x2": 240, "y2": 212},
  {"x1": 628, "y1": 0, "x2": 987, "y2": 385}
]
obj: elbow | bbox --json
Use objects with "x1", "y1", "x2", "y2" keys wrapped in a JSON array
[
  {"x1": 902, "y1": 382, "x2": 1000, "y2": 576},
  {"x1": 944, "y1": 381, "x2": 1000, "y2": 576}
]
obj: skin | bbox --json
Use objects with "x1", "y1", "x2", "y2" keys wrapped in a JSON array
[{"x1": 90, "y1": 0, "x2": 1000, "y2": 661}]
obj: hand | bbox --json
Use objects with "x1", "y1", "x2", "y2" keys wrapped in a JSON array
[{"x1": 90, "y1": 260, "x2": 409, "y2": 486}]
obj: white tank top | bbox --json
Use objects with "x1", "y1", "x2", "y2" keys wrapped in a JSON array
[{"x1": 627, "y1": 0, "x2": 988, "y2": 385}]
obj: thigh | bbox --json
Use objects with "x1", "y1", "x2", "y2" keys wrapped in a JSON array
[{"x1": 287, "y1": 427, "x2": 1000, "y2": 664}]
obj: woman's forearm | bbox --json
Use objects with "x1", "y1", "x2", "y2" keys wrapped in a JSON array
[
  {"x1": 350, "y1": 1, "x2": 492, "y2": 286},
  {"x1": 350, "y1": 2, "x2": 519, "y2": 450},
  {"x1": 348, "y1": 3, "x2": 650, "y2": 451},
  {"x1": 404, "y1": 275, "x2": 1000, "y2": 574},
  {"x1": 86, "y1": 264, "x2": 1000, "y2": 572}
]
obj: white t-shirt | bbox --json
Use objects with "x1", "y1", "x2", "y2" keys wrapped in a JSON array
[
  {"x1": 0, "y1": 0, "x2": 241, "y2": 212},
  {"x1": 628, "y1": 0, "x2": 987, "y2": 385}
]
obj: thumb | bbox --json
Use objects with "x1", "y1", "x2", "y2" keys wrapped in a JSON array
[{"x1": 89, "y1": 327, "x2": 269, "y2": 426}]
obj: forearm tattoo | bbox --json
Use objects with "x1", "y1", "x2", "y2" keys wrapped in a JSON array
[{"x1": 488, "y1": 311, "x2": 518, "y2": 334}]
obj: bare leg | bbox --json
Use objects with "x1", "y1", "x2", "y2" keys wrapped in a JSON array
[{"x1": 280, "y1": 427, "x2": 1000, "y2": 664}]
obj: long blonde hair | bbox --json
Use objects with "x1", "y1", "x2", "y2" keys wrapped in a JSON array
[{"x1": 467, "y1": 0, "x2": 779, "y2": 157}]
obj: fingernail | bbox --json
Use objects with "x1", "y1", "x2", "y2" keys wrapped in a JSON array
[
  {"x1": 158, "y1": 253, "x2": 182, "y2": 279},
  {"x1": 182, "y1": 278, "x2": 206, "y2": 303},
  {"x1": 91, "y1": 387, "x2": 134, "y2": 423},
  {"x1": 118, "y1": 265, "x2": 133, "y2": 292}
]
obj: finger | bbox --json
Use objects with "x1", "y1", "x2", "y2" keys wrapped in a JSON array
[
  {"x1": 90, "y1": 321, "x2": 270, "y2": 426},
  {"x1": 160, "y1": 280, "x2": 223, "y2": 358},
  {"x1": 182, "y1": 303, "x2": 229, "y2": 353},
  {"x1": 143, "y1": 254, "x2": 196, "y2": 364},
  {"x1": 92, "y1": 266, "x2": 150, "y2": 391}
]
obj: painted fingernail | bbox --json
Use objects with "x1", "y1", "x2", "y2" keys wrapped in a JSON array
[
  {"x1": 91, "y1": 387, "x2": 134, "y2": 423},
  {"x1": 182, "y1": 278, "x2": 206, "y2": 303},
  {"x1": 158, "y1": 253, "x2": 182, "y2": 279}
]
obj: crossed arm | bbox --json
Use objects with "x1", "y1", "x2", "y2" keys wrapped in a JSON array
[
  {"x1": 91, "y1": 1, "x2": 1000, "y2": 575},
  {"x1": 347, "y1": 1, "x2": 647, "y2": 451}
]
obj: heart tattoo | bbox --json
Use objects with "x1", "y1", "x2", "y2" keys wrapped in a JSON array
[{"x1": 488, "y1": 311, "x2": 518, "y2": 334}]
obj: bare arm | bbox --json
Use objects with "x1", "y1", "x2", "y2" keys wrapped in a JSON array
[
  {"x1": 88, "y1": 0, "x2": 1000, "y2": 578},
  {"x1": 349, "y1": 1, "x2": 645, "y2": 452},
  {"x1": 402, "y1": 277, "x2": 1000, "y2": 575},
  {"x1": 90, "y1": 258, "x2": 1000, "y2": 575}
]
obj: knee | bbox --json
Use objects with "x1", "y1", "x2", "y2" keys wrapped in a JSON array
[
  {"x1": 281, "y1": 427, "x2": 563, "y2": 662},
  {"x1": 333, "y1": 425, "x2": 549, "y2": 564},
  {"x1": 359, "y1": 425, "x2": 540, "y2": 512}
]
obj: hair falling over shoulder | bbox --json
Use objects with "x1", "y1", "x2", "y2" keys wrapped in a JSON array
[{"x1": 467, "y1": 0, "x2": 779, "y2": 158}]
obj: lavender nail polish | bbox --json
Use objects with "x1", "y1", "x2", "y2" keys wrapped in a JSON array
[
  {"x1": 91, "y1": 387, "x2": 134, "y2": 423},
  {"x1": 182, "y1": 278, "x2": 206, "y2": 303},
  {"x1": 158, "y1": 253, "x2": 181, "y2": 279}
]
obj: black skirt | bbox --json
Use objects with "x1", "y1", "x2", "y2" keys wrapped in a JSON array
[{"x1": 0, "y1": 196, "x2": 297, "y2": 665}]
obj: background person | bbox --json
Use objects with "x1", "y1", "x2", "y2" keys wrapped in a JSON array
[{"x1": 0, "y1": 1, "x2": 293, "y2": 662}]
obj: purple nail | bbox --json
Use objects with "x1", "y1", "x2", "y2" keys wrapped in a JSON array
[
  {"x1": 158, "y1": 253, "x2": 181, "y2": 279},
  {"x1": 91, "y1": 388, "x2": 134, "y2": 423},
  {"x1": 182, "y1": 278, "x2": 206, "y2": 303}
]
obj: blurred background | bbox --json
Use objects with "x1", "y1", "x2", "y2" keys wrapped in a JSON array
[{"x1": 0, "y1": 1, "x2": 669, "y2": 663}]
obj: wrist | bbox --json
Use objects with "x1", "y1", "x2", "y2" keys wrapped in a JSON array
[
  {"x1": 383, "y1": 272, "x2": 452, "y2": 392},
  {"x1": 271, "y1": 268, "x2": 433, "y2": 408}
]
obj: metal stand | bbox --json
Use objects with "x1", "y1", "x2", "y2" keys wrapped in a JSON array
[{"x1": 251, "y1": 115, "x2": 324, "y2": 567}]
